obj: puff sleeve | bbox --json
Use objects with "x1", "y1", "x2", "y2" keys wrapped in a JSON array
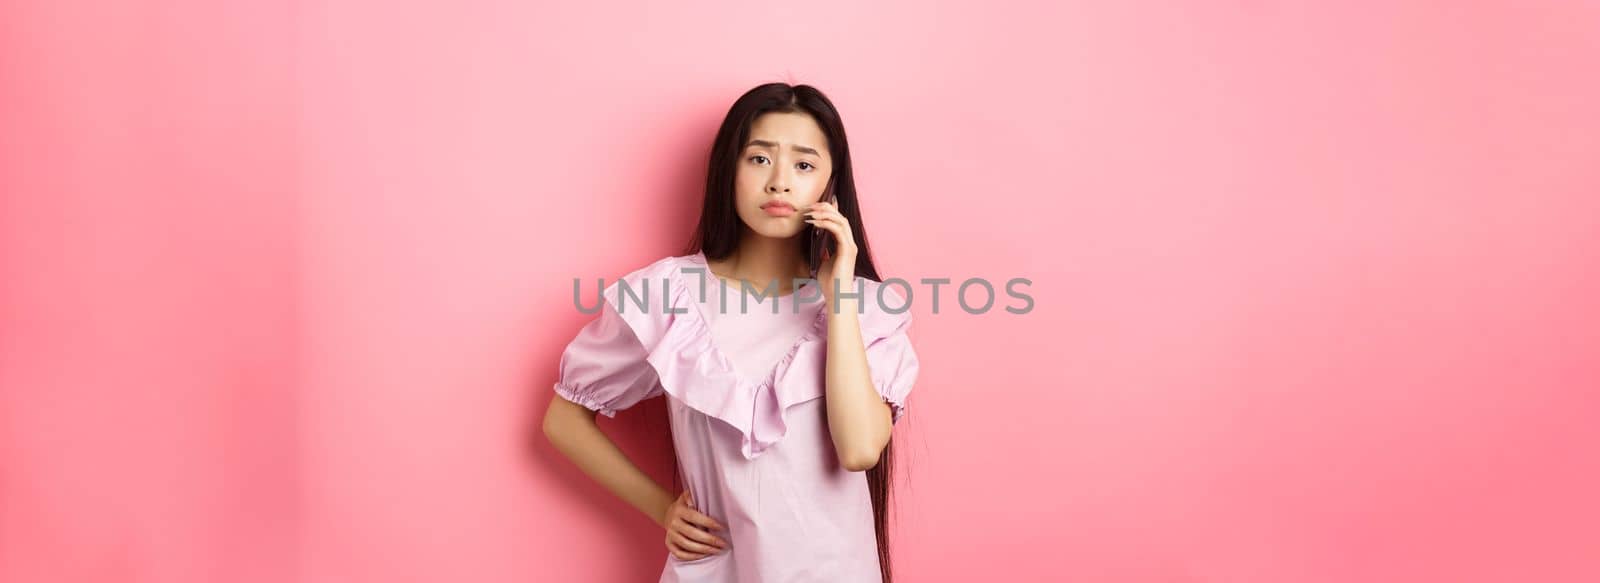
[
  {"x1": 863, "y1": 293, "x2": 920, "y2": 424},
  {"x1": 552, "y1": 301, "x2": 663, "y2": 417}
]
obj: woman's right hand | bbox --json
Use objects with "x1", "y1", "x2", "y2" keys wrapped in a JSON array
[{"x1": 662, "y1": 489, "x2": 728, "y2": 561}]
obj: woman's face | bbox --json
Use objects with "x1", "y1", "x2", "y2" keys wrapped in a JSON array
[{"x1": 733, "y1": 111, "x2": 833, "y2": 239}]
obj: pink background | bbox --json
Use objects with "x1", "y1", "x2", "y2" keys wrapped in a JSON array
[{"x1": 4, "y1": 1, "x2": 1598, "y2": 581}]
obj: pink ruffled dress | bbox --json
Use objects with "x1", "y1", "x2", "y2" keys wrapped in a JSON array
[{"x1": 553, "y1": 251, "x2": 920, "y2": 582}]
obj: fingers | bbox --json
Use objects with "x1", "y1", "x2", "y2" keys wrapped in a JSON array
[
  {"x1": 805, "y1": 215, "x2": 845, "y2": 236},
  {"x1": 669, "y1": 529, "x2": 722, "y2": 557},
  {"x1": 679, "y1": 507, "x2": 725, "y2": 533},
  {"x1": 674, "y1": 516, "x2": 728, "y2": 548},
  {"x1": 803, "y1": 202, "x2": 844, "y2": 224},
  {"x1": 664, "y1": 488, "x2": 729, "y2": 558},
  {"x1": 804, "y1": 202, "x2": 853, "y2": 244},
  {"x1": 806, "y1": 200, "x2": 839, "y2": 213},
  {"x1": 675, "y1": 489, "x2": 724, "y2": 531},
  {"x1": 667, "y1": 539, "x2": 710, "y2": 561},
  {"x1": 805, "y1": 215, "x2": 841, "y2": 229},
  {"x1": 673, "y1": 505, "x2": 728, "y2": 546}
]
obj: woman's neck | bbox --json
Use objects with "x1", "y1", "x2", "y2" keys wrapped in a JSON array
[{"x1": 709, "y1": 232, "x2": 809, "y2": 293}]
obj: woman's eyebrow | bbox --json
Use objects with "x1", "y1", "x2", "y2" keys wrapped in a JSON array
[{"x1": 745, "y1": 139, "x2": 821, "y2": 157}]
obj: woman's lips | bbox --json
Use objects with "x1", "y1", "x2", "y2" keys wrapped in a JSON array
[{"x1": 762, "y1": 203, "x2": 796, "y2": 217}]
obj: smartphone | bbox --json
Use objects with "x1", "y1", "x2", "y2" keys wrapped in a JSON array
[{"x1": 807, "y1": 184, "x2": 836, "y2": 277}]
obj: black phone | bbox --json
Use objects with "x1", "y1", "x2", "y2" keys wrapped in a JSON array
[{"x1": 807, "y1": 185, "x2": 836, "y2": 278}]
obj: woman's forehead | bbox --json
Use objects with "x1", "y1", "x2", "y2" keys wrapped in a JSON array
[{"x1": 746, "y1": 112, "x2": 828, "y2": 153}]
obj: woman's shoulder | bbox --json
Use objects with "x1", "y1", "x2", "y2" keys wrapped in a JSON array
[
  {"x1": 599, "y1": 252, "x2": 707, "y2": 311},
  {"x1": 849, "y1": 276, "x2": 915, "y2": 338},
  {"x1": 605, "y1": 252, "x2": 702, "y2": 285},
  {"x1": 854, "y1": 276, "x2": 909, "y2": 305}
]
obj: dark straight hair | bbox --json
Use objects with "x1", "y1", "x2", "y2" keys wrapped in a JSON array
[{"x1": 683, "y1": 82, "x2": 900, "y2": 583}]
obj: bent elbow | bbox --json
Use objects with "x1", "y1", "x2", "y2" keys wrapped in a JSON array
[
  {"x1": 541, "y1": 408, "x2": 563, "y2": 445},
  {"x1": 840, "y1": 449, "x2": 882, "y2": 472}
]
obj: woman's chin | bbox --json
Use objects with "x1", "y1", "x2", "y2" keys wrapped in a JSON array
[{"x1": 743, "y1": 221, "x2": 805, "y2": 239}]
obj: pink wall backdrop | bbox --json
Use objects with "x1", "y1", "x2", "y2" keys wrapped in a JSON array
[
  {"x1": 1, "y1": 1, "x2": 300, "y2": 581},
  {"x1": 4, "y1": 1, "x2": 1598, "y2": 582}
]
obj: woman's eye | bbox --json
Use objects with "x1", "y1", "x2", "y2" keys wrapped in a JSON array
[
  {"x1": 797, "y1": 161, "x2": 814, "y2": 171},
  {"x1": 748, "y1": 155, "x2": 769, "y2": 165}
]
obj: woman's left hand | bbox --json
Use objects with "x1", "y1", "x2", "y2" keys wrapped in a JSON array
[{"x1": 805, "y1": 200, "x2": 858, "y2": 304}]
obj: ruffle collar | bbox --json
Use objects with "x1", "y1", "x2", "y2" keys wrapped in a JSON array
[{"x1": 601, "y1": 252, "x2": 901, "y2": 460}]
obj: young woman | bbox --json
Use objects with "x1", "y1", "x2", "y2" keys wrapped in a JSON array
[{"x1": 543, "y1": 82, "x2": 920, "y2": 583}]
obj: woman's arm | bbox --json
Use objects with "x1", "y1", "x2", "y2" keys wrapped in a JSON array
[
  {"x1": 822, "y1": 292, "x2": 894, "y2": 471},
  {"x1": 807, "y1": 200, "x2": 894, "y2": 471},
  {"x1": 543, "y1": 395, "x2": 674, "y2": 526}
]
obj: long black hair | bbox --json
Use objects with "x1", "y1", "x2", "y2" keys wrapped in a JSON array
[{"x1": 684, "y1": 82, "x2": 900, "y2": 583}]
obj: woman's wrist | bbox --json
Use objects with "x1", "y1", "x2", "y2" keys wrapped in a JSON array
[
  {"x1": 821, "y1": 270, "x2": 859, "y2": 310},
  {"x1": 826, "y1": 292, "x2": 861, "y2": 317},
  {"x1": 649, "y1": 487, "x2": 674, "y2": 528}
]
